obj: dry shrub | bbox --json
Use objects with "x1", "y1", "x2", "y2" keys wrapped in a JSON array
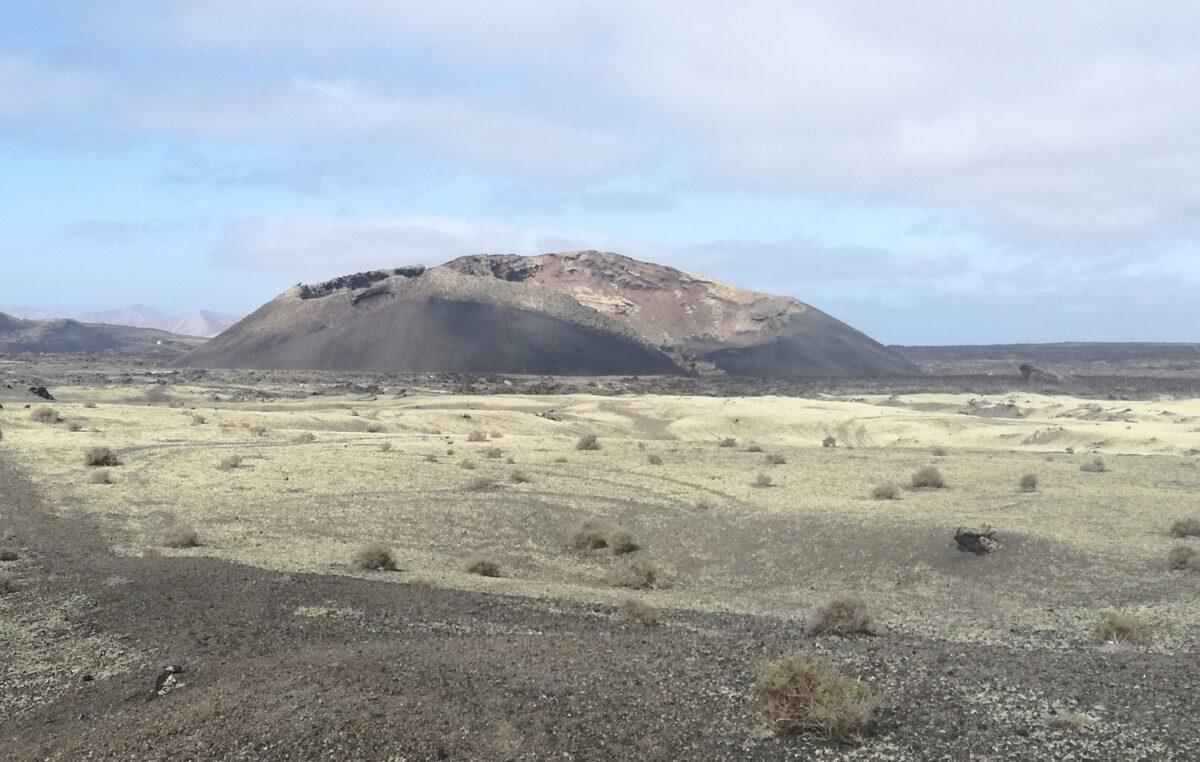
[
  {"x1": 424, "y1": 453, "x2": 439, "y2": 463},
  {"x1": 1048, "y1": 712, "x2": 1095, "y2": 732},
  {"x1": 909, "y1": 466, "x2": 946, "y2": 490},
  {"x1": 0, "y1": 572, "x2": 13, "y2": 595},
  {"x1": 466, "y1": 475, "x2": 496, "y2": 491},
  {"x1": 460, "y1": 459, "x2": 478, "y2": 471},
  {"x1": 248, "y1": 425, "x2": 267, "y2": 437},
  {"x1": 467, "y1": 430, "x2": 488, "y2": 442},
  {"x1": 189, "y1": 413, "x2": 207, "y2": 425},
  {"x1": 365, "y1": 422, "x2": 385, "y2": 434},
  {"x1": 576, "y1": 433, "x2": 601, "y2": 451},
  {"x1": 569, "y1": 520, "x2": 610, "y2": 550},
  {"x1": 753, "y1": 472, "x2": 774, "y2": 488},
  {"x1": 83, "y1": 401, "x2": 97, "y2": 409},
  {"x1": 753, "y1": 656, "x2": 880, "y2": 744},
  {"x1": 1168, "y1": 546, "x2": 1198, "y2": 571},
  {"x1": 162, "y1": 527, "x2": 200, "y2": 549},
  {"x1": 822, "y1": 435, "x2": 837, "y2": 448},
  {"x1": 218, "y1": 455, "x2": 243, "y2": 471},
  {"x1": 930, "y1": 446, "x2": 948, "y2": 457},
  {"x1": 1080, "y1": 457, "x2": 1107, "y2": 473},
  {"x1": 88, "y1": 470, "x2": 113, "y2": 485},
  {"x1": 67, "y1": 421, "x2": 83, "y2": 432},
  {"x1": 746, "y1": 444, "x2": 764, "y2": 453},
  {"x1": 292, "y1": 432, "x2": 316, "y2": 444},
  {"x1": 805, "y1": 597, "x2": 875, "y2": 636},
  {"x1": 379, "y1": 442, "x2": 393, "y2": 453},
  {"x1": 871, "y1": 484, "x2": 899, "y2": 500},
  {"x1": 553, "y1": 456, "x2": 569, "y2": 463},
  {"x1": 718, "y1": 437, "x2": 736, "y2": 448},
  {"x1": 30, "y1": 407, "x2": 60, "y2": 423},
  {"x1": 1094, "y1": 613, "x2": 1147, "y2": 645},
  {"x1": 616, "y1": 598, "x2": 659, "y2": 625},
  {"x1": 647, "y1": 453, "x2": 664, "y2": 465},
  {"x1": 695, "y1": 498, "x2": 714, "y2": 511},
  {"x1": 608, "y1": 529, "x2": 640, "y2": 555},
  {"x1": 765, "y1": 453, "x2": 787, "y2": 465},
  {"x1": 1019, "y1": 473, "x2": 1039, "y2": 493},
  {"x1": 84, "y1": 447, "x2": 121, "y2": 467},
  {"x1": 352, "y1": 542, "x2": 396, "y2": 571},
  {"x1": 0, "y1": 547, "x2": 17, "y2": 561},
  {"x1": 484, "y1": 447, "x2": 503, "y2": 459},
  {"x1": 509, "y1": 470, "x2": 532, "y2": 484},
  {"x1": 464, "y1": 555, "x2": 502, "y2": 577},
  {"x1": 609, "y1": 559, "x2": 663, "y2": 589},
  {"x1": 1169, "y1": 516, "x2": 1200, "y2": 538}
]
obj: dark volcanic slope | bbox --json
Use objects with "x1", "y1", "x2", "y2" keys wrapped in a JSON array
[
  {"x1": 179, "y1": 267, "x2": 680, "y2": 375},
  {"x1": 0, "y1": 312, "x2": 202, "y2": 358},
  {"x1": 446, "y1": 251, "x2": 920, "y2": 377}
]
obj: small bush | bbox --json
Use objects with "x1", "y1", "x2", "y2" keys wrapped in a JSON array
[
  {"x1": 248, "y1": 425, "x2": 267, "y2": 437},
  {"x1": 569, "y1": 520, "x2": 610, "y2": 550},
  {"x1": 189, "y1": 413, "x2": 207, "y2": 425},
  {"x1": 765, "y1": 453, "x2": 787, "y2": 465},
  {"x1": 352, "y1": 542, "x2": 396, "y2": 571},
  {"x1": 484, "y1": 447, "x2": 503, "y2": 459},
  {"x1": 822, "y1": 435, "x2": 837, "y2": 448},
  {"x1": 292, "y1": 432, "x2": 316, "y2": 444},
  {"x1": 0, "y1": 547, "x2": 18, "y2": 561},
  {"x1": 30, "y1": 407, "x2": 59, "y2": 423},
  {"x1": 466, "y1": 475, "x2": 497, "y2": 491},
  {"x1": 647, "y1": 454, "x2": 663, "y2": 465},
  {"x1": 616, "y1": 598, "x2": 658, "y2": 625},
  {"x1": 695, "y1": 498, "x2": 714, "y2": 511},
  {"x1": 609, "y1": 560, "x2": 662, "y2": 589},
  {"x1": 608, "y1": 529, "x2": 640, "y2": 555},
  {"x1": 930, "y1": 446, "x2": 948, "y2": 457},
  {"x1": 1168, "y1": 516, "x2": 1200, "y2": 538},
  {"x1": 746, "y1": 444, "x2": 764, "y2": 453},
  {"x1": 490, "y1": 431, "x2": 503, "y2": 439},
  {"x1": 67, "y1": 421, "x2": 83, "y2": 432},
  {"x1": 83, "y1": 401, "x2": 97, "y2": 409},
  {"x1": 467, "y1": 430, "x2": 488, "y2": 442},
  {"x1": 162, "y1": 527, "x2": 200, "y2": 549},
  {"x1": 365, "y1": 422, "x2": 385, "y2": 434},
  {"x1": 1018, "y1": 473, "x2": 1039, "y2": 493},
  {"x1": 576, "y1": 433, "x2": 601, "y2": 451},
  {"x1": 1048, "y1": 713, "x2": 1095, "y2": 732},
  {"x1": 509, "y1": 470, "x2": 532, "y2": 484},
  {"x1": 464, "y1": 555, "x2": 502, "y2": 577},
  {"x1": 460, "y1": 459, "x2": 477, "y2": 470},
  {"x1": 753, "y1": 472, "x2": 774, "y2": 488},
  {"x1": 84, "y1": 447, "x2": 121, "y2": 467},
  {"x1": 909, "y1": 466, "x2": 946, "y2": 490},
  {"x1": 379, "y1": 441, "x2": 393, "y2": 453},
  {"x1": 1080, "y1": 457, "x2": 1106, "y2": 473},
  {"x1": 1168, "y1": 545, "x2": 1198, "y2": 571},
  {"x1": 218, "y1": 455, "x2": 243, "y2": 471},
  {"x1": 1094, "y1": 613, "x2": 1147, "y2": 645},
  {"x1": 88, "y1": 470, "x2": 113, "y2": 485},
  {"x1": 871, "y1": 484, "x2": 899, "y2": 500},
  {"x1": 718, "y1": 437, "x2": 736, "y2": 448},
  {"x1": 805, "y1": 597, "x2": 875, "y2": 636},
  {"x1": 424, "y1": 453, "x2": 439, "y2": 463},
  {"x1": 752, "y1": 656, "x2": 879, "y2": 744},
  {"x1": 0, "y1": 572, "x2": 13, "y2": 595}
]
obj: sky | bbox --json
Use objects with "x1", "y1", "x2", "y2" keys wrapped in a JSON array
[{"x1": 1, "y1": 1, "x2": 1198, "y2": 344}]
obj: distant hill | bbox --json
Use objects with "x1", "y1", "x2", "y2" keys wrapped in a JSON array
[
  {"x1": 0, "y1": 312, "x2": 203, "y2": 358},
  {"x1": 172, "y1": 310, "x2": 241, "y2": 338},
  {"x1": 180, "y1": 251, "x2": 920, "y2": 377},
  {"x1": 893, "y1": 342, "x2": 1200, "y2": 364},
  {"x1": 78, "y1": 304, "x2": 180, "y2": 332}
]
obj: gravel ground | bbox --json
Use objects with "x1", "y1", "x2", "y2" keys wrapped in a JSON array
[{"x1": 1, "y1": 451, "x2": 1198, "y2": 760}]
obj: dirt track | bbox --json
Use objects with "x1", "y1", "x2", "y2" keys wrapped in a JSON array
[{"x1": 3, "y1": 451, "x2": 1199, "y2": 760}]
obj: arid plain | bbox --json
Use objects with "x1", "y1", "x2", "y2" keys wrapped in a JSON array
[{"x1": 2, "y1": 359, "x2": 1199, "y2": 759}]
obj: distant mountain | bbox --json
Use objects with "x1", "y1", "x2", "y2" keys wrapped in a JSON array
[
  {"x1": 5, "y1": 305, "x2": 72, "y2": 321},
  {"x1": 172, "y1": 310, "x2": 241, "y2": 338},
  {"x1": 180, "y1": 251, "x2": 920, "y2": 377},
  {"x1": 0, "y1": 311, "x2": 204, "y2": 358},
  {"x1": 78, "y1": 304, "x2": 180, "y2": 332}
]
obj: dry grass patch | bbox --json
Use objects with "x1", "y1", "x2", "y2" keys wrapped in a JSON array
[
  {"x1": 466, "y1": 475, "x2": 497, "y2": 491},
  {"x1": 616, "y1": 598, "x2": 659, "y2": 625},
  {"x1": 609, "y1": 559, "x2": 664, "y2": 589},
  {"x1": 464, "y1": 555, "x2": 502, "y2": 577},
  {"x1": 930, "y1": 446, "x2": 948, "y2": 457},
  {"x1": 647, "y1": 453, "x2": 663, "y2": 465},
  {"x1": 424, "y1": 453, "x2": 439, "y2": 463},
  {"x1": 88, "y1": 470, "x2": 113, "y2": 485},
  {"x1": 1048, "y1": 712, "x2": 1095, "y2": 732},
  {"x1": 1094, "y1": 612, "x2": 1148, "y2": 646},
  {"x1": 718, "y1": 437, "x2": 737, "y2": 448},
  {"x1": 0, "y1": 546, "x2": 18, "y2": 561},
  {"x1": 909, "y1": 466, "x2": 946, "y2": 490},
  {"x1": 753, "y1": 655, "x2": 879, "y2": 744},
  {"x1": 765, "y1": 452, "x2": 787, "y2": 465},
  {"x1": 484, "y1": 446, "x2": 503, "y2": 459},
  {"x1": 608, "y1": 529, "x2": 640, "y2": 555},
  {"x1": 460, "y1": 459, "x2": 477, "y2": 470},
  {"x1": 217, "y1": 455, "x2": 244, "y2": 471},
  {"x1": 467, "y1": 430, "x2": 488, "y2": 442},
  {"x1": 1169, "y1": 516, "x2": 1200, "y2": 538},
  {"x1": 509, "y1": 470, "x2": 532, "y2": 484},
  {"x1": 871, "y1": 484, "x2": 899, "y2": 500},
  {"x1": 576, "y1": 433, "x2": 601, "y2": 451},
  {"x1": 0, "y1": 572, "x2": 13, "y2": 595},
  {"x1": 379, "y1": 441, "x2": 393, "y2": 453},
  {"x1": 352, "y1": 542, "x2": 397, "y2": 571},
  {"x1": 1080, "y1": 456, "x2": 1107, "y2": 473},
  {"x1": 83, "y1": 447, "x2": 121, "y2": 467},
  {"x1": 30, "y1": 407, "x2": 60, "y2": 423},
  {"x1": 1018, "y1": 473, "x2": 1039, "y2": 493},
  {"x1": 292, "y1": 432, "x2": 316, "y2": 444},
  {"x1": 162, "y1": 527, "x2": 200, "y2": 549},
  {"x1": 248, "y1": 425, "x2": 267, "y2": 437},
  {"x1": 753, "y1": 472, "x2": 774, "y2": 488},
  {"x1": 805, "y1": 596, "x2": 876, "y2": 637}
]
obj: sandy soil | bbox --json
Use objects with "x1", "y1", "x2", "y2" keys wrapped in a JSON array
[{"x1": 1, "y1": 360, "x2": 1198, "y2": 759}]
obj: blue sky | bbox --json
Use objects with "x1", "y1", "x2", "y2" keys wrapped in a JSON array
[{"x1": 2, "y1": 1, "x2": 1198, "y2": 343}]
